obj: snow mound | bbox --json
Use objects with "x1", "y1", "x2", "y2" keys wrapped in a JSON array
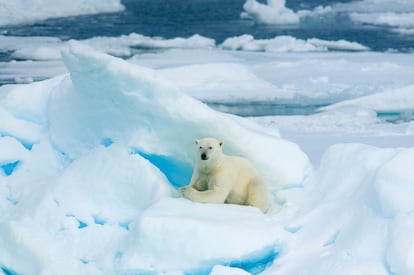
[
  {"x1": 120, "y1": 198, "x2": 279, "y2": 274},
  {"x1": 262, "y1": 143, "x2": 414, "y2": 275},
  {"x1": 0, "y1": 42, "x2": 311, "y2": 274},
  {"x1": 2, "y1": 40, "x2": 413, "y2": 275},
  {"x1": 321, "y1": 85, "x2": 414, "y2": 113},
  {"x1": 374, "y1": 147, "x2": 414, "y2": 218},
  {"x1": 52, "y1": 42, "x2": 310, "y2": 189}
]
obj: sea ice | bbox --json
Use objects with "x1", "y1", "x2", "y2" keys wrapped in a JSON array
[
  {"x1": 120, "y1": 198, "x2": 280, "y2": 274},
  {"x1": 0, "y1": 0, "x2": 124, "y2": 27},
  {"x1": 0, "y1": 36, "x2": 413, "y2": 275},
  {"x1": 220, "y1": 35, "x2": 369, "y2": 52},
  {"x1": 0, "y1": 43, "x2": 311, "y2": 274},
  {"x1": 241, "y1": 0, "x2": 300, "y2": 25}
]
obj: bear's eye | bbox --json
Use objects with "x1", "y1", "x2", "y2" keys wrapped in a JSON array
[
  {"x1": 199, "y1": 146, "x2": 202, "y2": 149},
  {"x1": 208, "y1": 146, "x2": 213, "y2": 150}
]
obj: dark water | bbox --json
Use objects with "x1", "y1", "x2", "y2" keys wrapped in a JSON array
[
  {"x1": 207, "y1": 102, "x2": 328, "y2": 117},
  {"x1": 1, "y1": 0, "x2": 414, "y2": 55}
]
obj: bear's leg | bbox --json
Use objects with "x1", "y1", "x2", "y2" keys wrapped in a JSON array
[
  {"x1": 184, "y1": 188, "x2": 229, "y2": 204},
  {"x1": 246, "y1": 180, "x2": 270, "y2": 213}
]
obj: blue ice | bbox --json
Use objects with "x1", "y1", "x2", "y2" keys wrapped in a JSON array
[
  {"x1": 185, "y1": 245, "x2": 279, "y2": 275},
  {"x1": 130, "y1": 148, "x2": 193, "y2": 189},
  {"x1": 1, "y1": 161, "x2": 21, "y2": 176}
]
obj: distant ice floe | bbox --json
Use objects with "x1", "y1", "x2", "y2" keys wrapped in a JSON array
[
  {"x1": 82, "y1": 33, "x2": 215, "y2": 57},
  {"x1": 0, "y1": 0, "x2": 124, "y2": 27},
  {"x1": 0, "y1": 33, "x2": 370, "y2": 86},
  {"x1": 220, "y1": 34, "x2": 369, "y2": 52},
  {"x1": 349, "y1": 12, "x2": 414, "y2": 34},
  {"x1": 0, "y1": 34, "x2": 215, "y2": 61},
  {"x1": 241, "y1": 0, "x2": 300, "y2": 25},
  {"x1": 0, "y1": 33, "x2": 366, "y2": 62},
  {"x1": 327, "y1": 0, "x2": 414, "y2": 35},
  {"x1": 321, "y1": 85, "x2": 414, "y2": 114},
  {"x1": 241, "y1": 0, "x2": 414, "y2": 35},
  {"x1": 340, "y1": 0, "x2": 414, "y2": 34}
]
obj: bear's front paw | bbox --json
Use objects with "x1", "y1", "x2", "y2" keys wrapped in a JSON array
[
  {"x1": 178, "y1": 186, "x2": 193, "y2": 199},
  {"x1": 178, "y1": 186, "x2": 189, "y2": 197}
]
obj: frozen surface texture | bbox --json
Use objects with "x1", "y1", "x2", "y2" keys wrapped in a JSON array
[
  {"x1": 0, "y1": 44, "x2": 313, "y2": 274},
  {"x1": 0, "y1": 0, "x2": 124, "y2": 27}
]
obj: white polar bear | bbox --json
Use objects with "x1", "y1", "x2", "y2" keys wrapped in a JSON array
[{"x1": 179, "y1": 137, "x2": 270, "y2": 213}]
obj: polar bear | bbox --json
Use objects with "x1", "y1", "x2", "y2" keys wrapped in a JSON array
[{"x1": 179, "y1": 137, "x2": 270, "y2": 213}]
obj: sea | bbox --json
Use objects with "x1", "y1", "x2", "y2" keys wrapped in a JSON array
[
  {"x1": 1, "y1": 0, "x2": 413, "y2": 118},
  {"x1": 1, "y1": 0, "x2": 414, "y2": 56}
]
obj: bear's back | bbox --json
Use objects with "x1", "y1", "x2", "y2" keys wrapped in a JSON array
[{"x1": 221, "y1": 154, "x2": 261, "y2": 182}]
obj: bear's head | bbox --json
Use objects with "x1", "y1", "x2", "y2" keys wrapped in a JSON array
[{"x1": 195, "y1": 138, "x2": 223, "y2": 163}]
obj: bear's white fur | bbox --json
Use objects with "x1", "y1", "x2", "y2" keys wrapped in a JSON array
[{"x1": 179, "y1": 137, "x2": 270, "y2": 213}]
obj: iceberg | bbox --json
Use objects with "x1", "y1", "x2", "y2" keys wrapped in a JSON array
[
  {"x1": 51, "y1": 42, "x2": 310, "y2": 188},
  {"x1": 220, "y1": 35, "x2": 369, "y2": 52},
  {"x1": 120, "y1": 198, "x2": 280, "y2": 273},
  {"x1": 0, "y1": 38, "x2": 413, "y2": 275},
  {"x1": 241, "y1": 0, "x2": 414, "y2": 35},
  {"x1": 241, "y1": 0, "x2": 300, "y2": 25},
  {"x1": 0, "y1": 34, "x2": 215, "y2": 61},
  {"x1": 0, "y1": 43, "x2": 311, "y2": 274},
  {"x1": 304, "y1": 0, "x2": 414, "y2": 34},
  {"x1": 0, "y1": 0, "x2": 124, "y2": 27},
  {"x1": 261, "y1": 143, "x2": 414, "y2": 275}
]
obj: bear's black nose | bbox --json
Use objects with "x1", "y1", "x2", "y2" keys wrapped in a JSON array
[{"x1": 201, "y1": 153, "x2": 207, "y2": 160}]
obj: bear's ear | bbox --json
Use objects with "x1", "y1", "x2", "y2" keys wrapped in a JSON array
[
  {"x1": 219, "y1": 141, "x2": 223, "y2": 147},
  {"x1": 195, "y1": 139, "x2": 200, "y2": 145}
]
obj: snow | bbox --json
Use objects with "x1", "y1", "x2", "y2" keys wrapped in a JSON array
[
  {"x1": 260, "y1": 143, "x2": 413, "y2": 275},
  {"x1": 1, "y1": 30, "x2": 414, "y2": 275},
  {"x1": 220, "y1": 35, "x2": 369, "y2": 53},
  {"x1": 0, "y1": 44, "x2": 311, "y2": 274},
  {"x1": 241, "y1": 0, "x2": 300, "y2": 25},
  {"x1": 0, "y1": 34, "x2": 215, "y2": 61},
  {"x1": 329, "y1": 0, "x2": 414, "y2": 34},
  {"x1": 211, "y1": 265, "x2": 251, "y2": 275},
  {"x1": 120, "y1": 198, "x2": 280, "y2": 273},
  {"x1": 53, "y1": 42, "x2": 309, "y2": 187},
  {"x1": 386, "y1": 214, "x2": 414, "y2": 275},
  {"x1": 241, "y1": 0, "x2": 414, "y2": 35},
  {"x1": 350, "y1": 12, "x2": 414, "y2": 29},
  {"x1": 0, "y1": 33, "x2": 214, "y2": 85},
  {"x1": 374, "y1": 148, "x2": 414, "y2": 218},
  {"x1": 0, "y1": 0, "x2": 124, "y2": 27},
  {"x1": 321, "y1": 85, "x2": 414, "y2": 113}
]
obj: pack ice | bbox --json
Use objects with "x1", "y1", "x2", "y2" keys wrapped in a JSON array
[
  {"x1": 1, "y1": 42, "x2": 413, "y2": 275},
  {"x1": 0, "y1": 43, "x2": 310, "y2": 274}
]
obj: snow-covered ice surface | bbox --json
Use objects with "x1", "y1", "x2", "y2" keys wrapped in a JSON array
[
  {"x1": 0, "y1": 33, "x2": 374, "y2": 88},
  {"x1": 241, "y1": 0, "x2": 300, "y2": 25},
  {"x1": 1, "y1": 39, "x2": 413, "y2": 275},
  {"x1": 0, "y1": 0, "x2": 124, "y2": 27},
  {"x1": 0, "y1": 43, "x2": 310, "y2": 274},
  {"x1": 1, "y1": 2, "x2": 414, "y2": 273},
  {"x1": 1, "y1": 29, "x2": 414, "y2": 274},
  {"x1": 241, "y1": 0, "x2": 414, "y2": 35}
]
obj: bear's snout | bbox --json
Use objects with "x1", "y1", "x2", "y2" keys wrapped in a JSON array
[{"x1": 201, "y1": 153, "x2": 208, "y2": 160}]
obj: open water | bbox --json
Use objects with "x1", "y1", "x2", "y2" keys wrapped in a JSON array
[
  {"x1": 1, "y1": 0, "x2": 414, "y2": 56},
  {"x1": 1, "y1": 0, "x2": 413, "y2": 118}
]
